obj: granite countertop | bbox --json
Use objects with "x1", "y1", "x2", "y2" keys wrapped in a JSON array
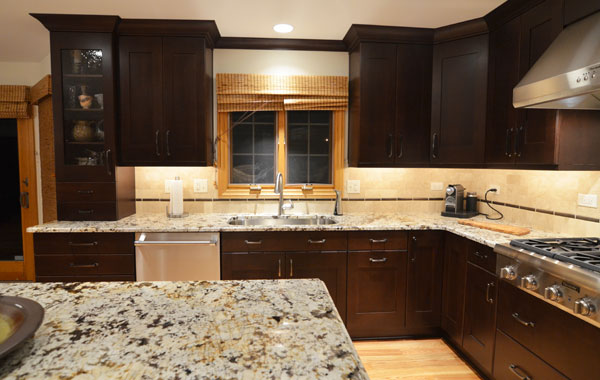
[
  {"x1": 0, "y1": 279, "x2": 367, "y2": 380},
  {"x1": 27, "y1": 213, "x2": 561, "y2": 248}
]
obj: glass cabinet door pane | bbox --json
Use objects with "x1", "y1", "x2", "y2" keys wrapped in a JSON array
[{"x1": 61, "y1": 49, "x2": 105, "y2": 167}]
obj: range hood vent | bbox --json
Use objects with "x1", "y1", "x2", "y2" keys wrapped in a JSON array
[{"x1": 513, "y1": 11, "x2": 600, "y2": 110}]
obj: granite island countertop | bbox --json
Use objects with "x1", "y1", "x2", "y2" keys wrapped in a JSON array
[
  {"x1": 27, "y1": 213, "x2": 563, "y2": 249},
  {"x1": 0, "y1": 279, "x2": 367, "y2": 380}
]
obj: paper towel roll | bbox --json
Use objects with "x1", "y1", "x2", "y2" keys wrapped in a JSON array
[{"x1": 169, "y1": 177, "x2": 184, "y2": 216}]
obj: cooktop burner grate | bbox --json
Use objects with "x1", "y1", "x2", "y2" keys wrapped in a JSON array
[{"x1": 510, "y1": 238, "x2": 600, "y2": 273}]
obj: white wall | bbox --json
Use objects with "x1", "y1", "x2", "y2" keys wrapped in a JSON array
[{"x1": 0, "y1": 54, "x2": 51, "y2": 86}]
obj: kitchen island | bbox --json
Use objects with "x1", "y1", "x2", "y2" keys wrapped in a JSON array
[{"x1": 0, "y1": 279, "x2": 367, "y2": 379}]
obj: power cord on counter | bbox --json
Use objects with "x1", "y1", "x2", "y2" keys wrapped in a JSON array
[{"x1": 479, "y1": 188, "x2": 504, "y2": 220}]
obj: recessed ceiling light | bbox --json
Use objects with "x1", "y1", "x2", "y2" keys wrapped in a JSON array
[{"x1": 273, "y1": 24, "x2": 294, "y2": 33}]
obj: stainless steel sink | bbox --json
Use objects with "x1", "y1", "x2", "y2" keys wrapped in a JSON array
[{"x1": 227, "y1": 215, "x2": 338, "y2": 226}]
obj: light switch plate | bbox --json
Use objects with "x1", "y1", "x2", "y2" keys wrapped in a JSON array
[
  {"x1": 347, "y1": 180, "x2": 360, "y2": 194},
  {"x1": 194, "y1": 179, "x2": 208, "y2": 193},
  {"x1": 578, "y1": 193, "x2": 598, "y2": 208},
  {"x1": 431, "y1": 182, "x2": 444, "y2": 191},
  {"x1": 164, "y1": 179, "x2": 174, "y2": 193}
]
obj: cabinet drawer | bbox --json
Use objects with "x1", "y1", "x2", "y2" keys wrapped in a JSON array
[
  {"x1": 348, "y1": 231, "x2": 408, "y2": 251},
  {"x1": 221, "y1": 232, "x2": 298, "y2": 252},
  {"x1": 493, "y1": 330, "x2": 567, "y2": 380},
  {"x1": 35, "y1": 233, "x2": 134, "y2": 255},
  {"x1": 57, "y1": 182, "x2": 116, "y2": 202},
  {"x1": 467, "y1": 242, "x2": 495, "y2": 272},
  {"x1": 36, "y1": 275, "x2": 135, "y2": 282},
  {"x1": 497, "y1": 280, "x2": 600, "y2": 380},
  {"x1": 299, "y1": 232, "x2": 347, "y2": 251},
  {"x1": 35, "y1": 254, "x2": 135, "y2": 276},
  {"x1": 57, "y1": 201, "x2": 117, "y2": 221}
]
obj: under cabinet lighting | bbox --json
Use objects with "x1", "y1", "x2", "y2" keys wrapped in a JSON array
[{"x1": 273, "y1": 24, "x2": 294, "y2": 33}]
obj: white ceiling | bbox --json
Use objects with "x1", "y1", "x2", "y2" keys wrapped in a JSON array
[{"x1": 1, "y1": 0, "x2": 505, "y2": 62}]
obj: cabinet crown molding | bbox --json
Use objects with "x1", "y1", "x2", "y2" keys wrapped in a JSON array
[
  {"x1": 343, "y1": 24, "x2": 434, "y2": 51},
  {"x1": 433, "y1": 18, "x2": 489, "y2": 44},
  {"x1": 31, "y1": 14, "x2": 121, "y2": 33},
  {"x1": 117, "y1": 19, "x2": 220, "y2": 48}
]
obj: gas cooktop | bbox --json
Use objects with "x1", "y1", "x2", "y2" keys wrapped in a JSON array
[{"x1": 511, "y1": 238, "x2": 600, "y2": 273}]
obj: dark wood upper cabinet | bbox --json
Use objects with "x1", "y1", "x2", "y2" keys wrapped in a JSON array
[
  {"x1": 346, "y1": 26, "x2": 433, "y2": 167},
  {"x1": 118, "y1": 21, "x2": 215, "y2": 166},
  {"x1": 430, "y1": 20, "x2": 489, "y2": 165},
  {"x1": 32, "y1": 14, "x2": 135, "y2": 221},
  {"x1": 564, "y1": 0, "x2": 600, "y2": 25},
  {"x1": 441, "y1": 233, "x2": 468, "y2": 345},
  {"x1": 406, "y1": 231, "x2": 444, "y2": 328},
  {"x1": 119, "y1": 36, "x2": 163, "y2": 164},
  {"x1": 461, "y1": 262, "x2": 497, "y2": 375}
]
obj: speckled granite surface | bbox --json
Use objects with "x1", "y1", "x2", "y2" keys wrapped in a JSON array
[
  {"x1": 0, "y1": 280, "x2": 367, "y2": 380},
  {"x1": 27, "y1": 213, "x2": 561, "y2": 248}
]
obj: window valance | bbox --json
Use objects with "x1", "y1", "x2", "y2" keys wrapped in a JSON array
[
  {"x1": 216, "y1": 73, "x2": 348, "y2": 112},
  {"x1": 0, "y1": 85, "x2": 31, "y2": 119}
]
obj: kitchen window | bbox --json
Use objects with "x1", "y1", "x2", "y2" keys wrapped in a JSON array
[{"x1": 215, "y1": 73, "x2": 347, "y2": 199}]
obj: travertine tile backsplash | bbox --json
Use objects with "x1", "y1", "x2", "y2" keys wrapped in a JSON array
[{"x1": 135, "y1": 167, "x2": 600, "y2": 236}]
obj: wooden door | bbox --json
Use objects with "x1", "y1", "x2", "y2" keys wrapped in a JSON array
[
  {"x1": 431, "y1": 34, "x2": 488, "y2": 165},
  {"x1": 286, "y1": 251, "x2": 347, "y2": 321},
  {"x1": 352, "y1": 42, "x2": 397, "y2": 166},
  {"x1": 118, "y1": 36, "x2": 163, "y2": 165},
  {"x1": 221, "y1": 252, "x2": 285, "y2": 280},
  {"x1": 462, "y1": 263, "x2": 497, "y2": 374},
  {"x1": 441, "y1": 233, "x2": 468, "y2": 345},
  {"x1": 516, "y1": 0, "x2": 563, "y2": 166},
  {"x1": 395, "y1": 44, "x2": 432, "y2": 166},
  {"x1": 163, "y1": 37, "x2": 211, "y2": 165},
  {"x1": 406, "y1": 231, "x2": 444, "y2": 328},
  {"x1": 347, "y1": 250, "x2": 407, "y2": 338},
  {"x1": 485, "y1": 17, "x2": 521, "y2": 165}
]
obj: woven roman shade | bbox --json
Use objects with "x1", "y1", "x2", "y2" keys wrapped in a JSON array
[
  {"x1": 0, "y1": 85, "x2": 31, "y2": 118},
  {"x1": 216, "y1": 73, "x2": 348, "y2": 112}
]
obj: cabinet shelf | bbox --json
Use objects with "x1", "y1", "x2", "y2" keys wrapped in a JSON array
[
  {"x1": 63, "y1": 74, "x2": 103, "y2": 78},
  {"x1": 64, "y1": 108, "x2": 103, "y2": 112},
  {"x1": 65, "y1": 141, "x2": 104, "y2": 145}
]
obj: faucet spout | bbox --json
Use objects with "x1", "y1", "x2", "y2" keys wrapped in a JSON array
[{"x1": 275, "y1": 172, "x2": 293, "y2": 216}]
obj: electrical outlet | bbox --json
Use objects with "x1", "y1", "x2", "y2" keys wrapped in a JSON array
[
  {"x1": 578, "y1": 193, "x2": 598, "y2": 208},
  {"x1": 489, "y1": 185, "x2": 500, "y2": 195},
  {"x1": 347, "y1": 180, "x2": 360, "y2": 194},
  {"x1": 431, "y1": 182, "x2": 444, "y2": 191},
  {"x1": 194, "y1": 179, "x2": 208, "y2": 193},
  {"x1": 164, "y1": 179, "x2": 174, "y2": 193}
]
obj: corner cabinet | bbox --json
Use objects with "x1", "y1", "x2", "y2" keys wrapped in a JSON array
[
  {"x1": 32, "y1": 14, "x2": 135, "y2": 221},
  {"x1": 345, "y1": 26, "x2": 433, "y2": 167},
  {"x1": 430, "y1": 20, "x2": 489, "y2": 166},
  {"x1": 117, "y1": 20, "x2": 216, "y2": 166}
]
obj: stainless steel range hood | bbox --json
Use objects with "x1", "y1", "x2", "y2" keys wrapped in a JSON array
[{"x1": 513, "y1": 11, "x2": 600, "y2": 110}]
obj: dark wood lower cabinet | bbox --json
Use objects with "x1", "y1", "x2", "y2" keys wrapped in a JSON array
[
  {"x1": 462, "y1": 262, "x2": 497, "y2": 375},
  {"x1": 347, "y1": 250, "x2": 407, "y2": 338},
  {"x1": 34, "y1": 232, "x2": 135, "y2": 281},
  {"x1": 493, "y1": 329, "x2": 567, "y2": 380},
  {"x1": 406, "y1": 231, "x2": 444, "y2": 328},
  {"x1": 441, "y1": 233, "x2": 468, "y2": 344},
  {"x1": 221, "y1": 252, "x2": 285, "y2": 280}
]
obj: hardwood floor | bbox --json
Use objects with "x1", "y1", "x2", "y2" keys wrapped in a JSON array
[{"x1": 353, "y1": 339, "x2": 482, "y2": 380}]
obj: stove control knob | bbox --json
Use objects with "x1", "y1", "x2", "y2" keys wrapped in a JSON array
[
  {"x1": 574, "y1": 298, "x2": 596, "y2": 316},
  {"x1": 521, "y1": 275, "x2": 539, "y2": 290},
  {"x1": 500, "y1": 266, "x2": 517, "y2": 280},
  {"x1": 544, "y1": 285, "x2": 563, "y2": 302}
]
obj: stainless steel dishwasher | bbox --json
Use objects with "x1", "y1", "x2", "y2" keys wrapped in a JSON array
[{"x1": 134, "y1": 232, "x2": 220, "y2": 281}]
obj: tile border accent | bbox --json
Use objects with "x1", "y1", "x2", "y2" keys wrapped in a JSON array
[{"x1": 479, "y1": 199, "x2": 599, "y2": 224}]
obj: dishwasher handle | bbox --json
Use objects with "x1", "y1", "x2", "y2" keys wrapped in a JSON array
[{"x1": 134, "y1": 233, "x2": 217, "y2": 246}]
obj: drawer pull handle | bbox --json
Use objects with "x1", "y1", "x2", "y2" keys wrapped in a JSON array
[
  {"x1": 244, "y1": 240, "x2": 262, "y2": 245},
  {"x1": 485, "y1": 282, "x2": 495, "y2": 304},
  {"x1": 509, "y1": 364, "x2": 532, "y2": 380},
  {"x1": 308, "y1": 239, "x2": 326, "y2": 244},
  {"x1": 369, "y1": 257, "x2": 387, "y2": 263},
  {"x1": 77, "y1": 190, "x2": 94, "y2": 195},
  {"x1": 473, "y1": 251, "x2": 488, "y2": 260},
  {"x1": 369, "y1": 238, "x2": 388, "y2": 244},
  {"x1": 69, "y1": 262, "x2": 99, "y2": 269},
  {"x1": 77, "y1": 209, "x2": 94, "y2": 215},
  {"x1": 278, "y1": 259, "x2": 282, "y2": 278},
  {"x1": 289, "y1": 259, "x2": 293, "y2": 277},
  {"x1": 512, "y1": 313, "x2": 535, "y2": 328},
  {"x1": 68, "y1": 241, "x2": 98, "y2": 247}
]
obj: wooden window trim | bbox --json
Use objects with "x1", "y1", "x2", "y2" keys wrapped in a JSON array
[{"x1": 217, "y1": 110, "x2": 344, "y2": 199}]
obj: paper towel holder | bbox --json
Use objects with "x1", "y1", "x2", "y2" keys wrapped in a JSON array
[
  {"x1": 166, "y1": 176, "x2": 188, "y2": 218},
  {"x1": 166, "y1": 205, "x2": 189, "y2": 218}
]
